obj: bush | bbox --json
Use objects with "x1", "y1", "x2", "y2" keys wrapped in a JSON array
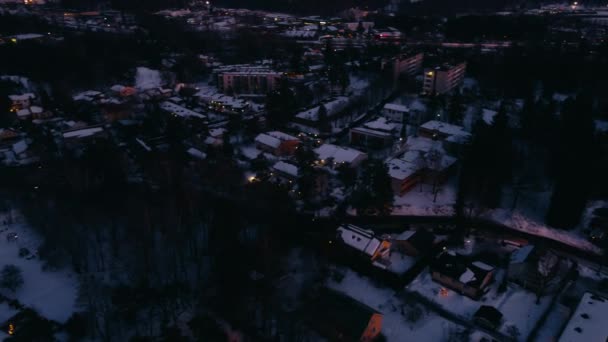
[
  {"x1": 1, "y1": 264, "x2": 24, "y2": 292},
  {"x1": 18, "y1": 248, "x2": 30, "y2": 258}
]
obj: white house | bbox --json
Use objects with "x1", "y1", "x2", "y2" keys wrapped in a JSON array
[
  {"x1": 314, "y1": 143, "x2": 367, "y2": 168},
  {"x1": 336, "y1": 224, "x2": 391, "y2": 263},
  {"x1": 382, "y1": 103, "x2": 409, "y2": 123}
]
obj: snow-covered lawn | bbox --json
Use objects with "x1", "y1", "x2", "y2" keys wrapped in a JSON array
[
  {"x1": 327, "y1": 267, "x2": 467, "y2": 342},
  {"x1": 486, "y1": 209, "x2": 602, "y2": 255},
  {"x1": 0, "y1": 211, "x2": 78, "y2": 324},
  {"x1": 391, "y1": 181, "x2": 456, "y2": 216},
  {"x1": 407, "y1": 268, "x2": 552, "y2": 340}
]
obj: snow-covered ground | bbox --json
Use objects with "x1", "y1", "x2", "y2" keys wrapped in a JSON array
[
  {"x1": 486, "y1": 209, "x2": 602, "y2": 255},
  {"x1": 0, "y1": 211, "x2": 78, "y2": 324},
  {"x1": 407, "y1": 268, "x2": 552, "y2": 341},
  {"x1": 327, "y1": 267, "x2": 467, "y2": 342},
  {"x1": 392, "y1": 181, "x2": 456, "y2": 216}
]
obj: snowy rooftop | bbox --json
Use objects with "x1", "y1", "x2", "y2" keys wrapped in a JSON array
[
  {"x1": 405, "y1": 136, "x2": 443, "y2": 154},
  {"x1": 295, "y1": 97, "x2": 349, "y2": 121},
  {"x1": 510, "y1": 245, "x2": 535, "y2": 264},
  {"x1": 482, "y1": 109, "x2": 497, "y2": 125},
  {"x1": 337, "y1": 224, "x2": 382, "y2": 257},
  {"x1": 363, "y1": 117, "x2": 399, "y2": 132},
  {"x1": 187, "y1": 147, "x2": 207, "y2": 160},
  {"x1": 420, "y1": 120, "x2": 470, "y2": 138},
  {"x1": 314, "y1": 144, "x2": 366, "y2": 165},
  {"x1": 63, "y1": 126, "x2": 104, "y2": 139},
  {"x1": 386, "y1": 158, "x2": 421, "y2": 181},
  {"x1": 273, "y1": 161, "x2": 299, "y2": 177},
  {"x1": 9, "y1": 93, "x2": 35, "y2": 101},
  {"x1": 160, "y1": 101, "x2": 206, "y2": 119},
  {"x1": 383, "y1": 103, "x2": 409, "y2": 113},
  {"x1": 267, "y1": 131, "x2": 299, "y2": 142},
  {"x1": 255, "y1": 133, "x2": 281, "y2": 148},
  {"x1": 559, "y1": 292, "x2": 608, "y2": 342}
]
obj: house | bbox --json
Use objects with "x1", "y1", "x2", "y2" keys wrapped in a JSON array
[
  {"x1": 430, "y1": 251, "x2": 495, "y2": 299},
  {"x1": 272, "y1": 161, "x2": 299, "y2": 179},
  {"x1": 386, "y1": 156, "x2": 423, "y2": 194},
  {"x1": 16, "y1": 106, "x2": 51, "y2": 120},
  {"x1": 507, "y1": 245, "x2": 560, "y2": 293},
  {"x1": 254, "y1": 131, "x2": 299, "y2": 156},
  {"x1": 387, "y1": 137, "x2": 457, "y2": 195},
  {"x1": 418, "y1": 120, "x2": 470, "y2": 144},
  {"x1": 8, "y1": 93, "x2": 35, "y2": 110},
  {"x1": 350, "y1": 117, "x2": 399, "y2": 149},
  {"x1": 392, "y1": 230, "x2": 435, "y2": 257},
  {"x1": 0, "y1": 129, "x2": 20, "y2": 142},
  {"x1": 382, "y1": 103, "x2": 410, "y2": 124},
  {"x1": 473, "y1": 306, "x2": 503, "y2": 330},
  {"x1": 304, "y1": 289, "x2": 383, "y2": 342},
  {"x1": 559, "y1": 292, "x2": 608, "y2": 342},
  {"x1": 314, "y1": 143, "x2": 367, "y2": 168},
  {"x1": 159, "y1": 101, "x2": 206, "y2": 120},
  {"x1": 336, "y1": 224, "x2": 391, "y2": 264}
]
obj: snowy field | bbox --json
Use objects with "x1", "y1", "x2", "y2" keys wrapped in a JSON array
[
  {"x1": 327, "y1": 267, "x2": 467, "y2": 342},
  {"x1": 407, "y1": 268, "x2": 552, "y2": 341},
  {"x1": 391, "y1": 181, "x2": 456, "y2": 216},
  {"x1": 0, "y1": 211, "x2": 78, "y2": 324}
]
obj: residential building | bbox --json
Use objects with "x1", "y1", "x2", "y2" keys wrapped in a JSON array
[
  {"x1": 336, "y1": 224, "x2": 391, "y2": 263},
  {"x1": 272, "y1": 161, "x2": 299, "y2": 179},
  {"x1": 387, "y1": 136, "x2": 457, "y2": 195},
  {"x1": 8, "y1": 93, "x2": 35, "y2": 110},
  {"x1": 382, "y1": 103, "x2": 410, "y2": 124},
  {"x1": 314, "y1": 143, "x2": 367, "y2": 168},
  {"x1": 422, "y1": 62, "x2": 467, "y2": 95},
  {"x1": 215, "y1": 65, "x2": 282, "y2": 95},
  {"x1": 559, "y1": 292, "x2": 608, "y2": 342},
  {"x1": 304, "y1": 289, "x2": 383, "y2": 342},
  {"x1": 350, "y1": 117, "x2": 398, "y2": 149},
  {"x1": 430, "y1": 251, "x2": 495, "y2": 299},
  {"x1": 254, "y1": 131, "x2": 300, "y2": 156},
  {"x1": 382, "y1": 52, "x2": 424, "y2": 81}
]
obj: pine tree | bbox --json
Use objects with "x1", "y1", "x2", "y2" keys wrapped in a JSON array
[
  {"x1": 350, "y1": 160, "x2": 393, "y2": 215},
  {"x1": 546, "y1": 95, "x2": 596, "y2": 228},
  {"x1": 317, "y1": 103, "x2": 331, "y2": 134},
  {"x1": 447, "y1": 90, "x2": 465, "y2": 125}
]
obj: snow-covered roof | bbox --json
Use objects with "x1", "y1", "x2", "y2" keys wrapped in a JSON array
[
  {"x1": 16, "y1": 108, "x2": 31, "y2": 117},
  {"x1": 209, "y1": 128, "x2": 226, "y2": 137},
  {"x1": 30, "y1": 106, "x2": 43, "y2": 114},
  {"x1": 273, "y1": 161, "x2": 299, "y2": 177},
  {"x1": 459, "y1": 268, "x2": 476, "y2": 283},
  {"x1": 110, "y1": 85, "x2": 125, "y2": 92},
  {"x1": 386, "y1": 158, "x2": 420, "y2": 181},
  {"x1": 11, "y1": 33, "x2": 44, "y2": 40},
  {"x1": 160, "y1": 101, "x2": 206, "y2": 119},
  {"x1": 267, "y1": 131, "x2": 299, "y2": 141},
  {"x1": 510, "y1": 245, "x2": 535, "y2": 264},
  {"x1": 472, "y1": 261, "x2": 494, "y2": 271},
  {"x1": 63, "y1": 127, "x2": 104, "y2": 139},
  {"x1": 187, "y1": 147, "x2": 207, "y2": 160},
  {"x1": 9, "y1": 93, "x2": 34, "y2": 101},
  {"x1": 559, "y1": 292, "x2": 608, "y2": 342},
  {"x1": 12, "y1": 140, "x2": 27, "y2": 154},
  {"x1": 295, "y1": 97, "x2": 349, "y2": 121},
  {"x1": 420, "y1": 120, "x2": 470, "y2": 139},
  {"x1": 406, "y1": 136, "x2": 442, "y2": 154},
  {"x1": 314, "y1": 143, "x2": 366, "y2": 165},
  {"x1": 337, "y1": 224, "x2": 382, "y2": 257},
  {"x1": 395, "y1": 230, "x2": 416, "y2": 240},
  {"x1": 135, "y1": 67, "x2": 162, "y2": 90},
  {"x1": 363, "y1": 117, "x2": 398, "y2": 132},
  {"x1": 482, "y1": 109, "x2": 497, "y2": 125},
  {"x1": 383, "y1": 103, "x2": 409, "y2": 113},
  {"x1": 255, "y1": 133, "x2": 281, "y2": 148}
]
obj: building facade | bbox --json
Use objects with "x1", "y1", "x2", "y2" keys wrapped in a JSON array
[{"x1": 422, "y1": 62, "x2": 467, "y2": 95}]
